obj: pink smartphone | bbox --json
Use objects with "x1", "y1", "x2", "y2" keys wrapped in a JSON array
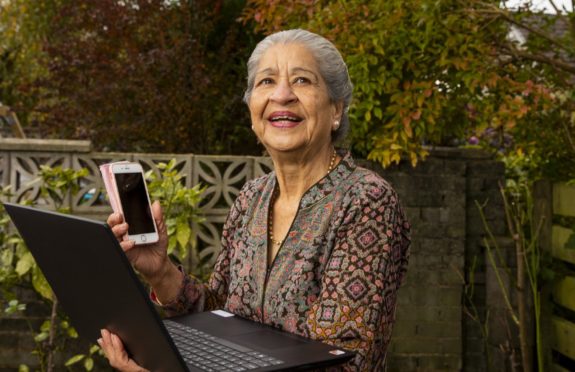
[{"x1": 108, "y1": 162, "x2": 159, "y2": 245}]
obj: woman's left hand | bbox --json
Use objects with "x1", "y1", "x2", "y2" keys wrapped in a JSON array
[{"x1": 98, "y1": 329, "x2": 150, "y2": 372}]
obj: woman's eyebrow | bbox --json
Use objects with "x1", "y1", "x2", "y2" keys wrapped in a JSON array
[
  {"x1": 291, "y1": 67, "x2": 318, "y2": 78},
  {"x1": 255, "y1": 67, "x2": 277, "y2": 76}
]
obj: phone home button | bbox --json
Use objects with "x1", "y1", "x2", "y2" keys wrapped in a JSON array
[{"x1": 141, "y1": 235, "x2": 147, "y2": 243}]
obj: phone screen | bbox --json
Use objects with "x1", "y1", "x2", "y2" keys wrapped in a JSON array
[{"x1": 114, "y1": 172, "x2": 155, "y2": 235}]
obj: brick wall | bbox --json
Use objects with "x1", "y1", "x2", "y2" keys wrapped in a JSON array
[
  {"x1": 359, "y1": 148, "x2": 506, "y2": 371},
  {"x1": 0, "y1": 143, "x2": 507, "y2": 371}
]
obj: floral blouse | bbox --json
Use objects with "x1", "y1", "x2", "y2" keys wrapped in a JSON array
[{"x1": 160, "y1": 151, "x2": 411, "y2": 371}]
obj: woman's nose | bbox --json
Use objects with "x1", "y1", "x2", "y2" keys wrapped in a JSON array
[{"x1": 269, "y1": 80, "x2": 297, "y2": 104}]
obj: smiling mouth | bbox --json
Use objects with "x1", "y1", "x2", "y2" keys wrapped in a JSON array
[{"x1": 268, "y1": 112, "x2": 303, "y2": 128}]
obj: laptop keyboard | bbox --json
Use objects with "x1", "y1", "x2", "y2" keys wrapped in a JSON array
[{"x1": 164, "y1": 320, "x2": 285, "y2": 372}]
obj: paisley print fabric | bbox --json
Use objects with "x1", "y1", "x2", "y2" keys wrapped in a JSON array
[{"x1": 159, "y1": 150, "x2": 411, "y2": 371}]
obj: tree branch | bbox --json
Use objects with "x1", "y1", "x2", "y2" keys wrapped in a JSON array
[
  {"x1": 467, "y1": 1, "x2": 572, "y2": 53},
  {"x1": 500, "y1": 42, "x2": 575, "y2": 74},
  {"x1": 548, "y1": 0, "x2": 561, "y2": 15}
]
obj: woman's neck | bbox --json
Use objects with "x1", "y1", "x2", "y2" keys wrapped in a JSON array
[{"x1": 271, "y1": 146, "x2": 338, "y2": 203}]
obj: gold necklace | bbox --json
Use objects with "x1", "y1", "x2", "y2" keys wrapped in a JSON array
[
  {"x1": 326, "y1": 148, "x2": 337, "y2": 176},
  {"x1": 268, "y1": 148, "x2": 338, "y2": 247}
]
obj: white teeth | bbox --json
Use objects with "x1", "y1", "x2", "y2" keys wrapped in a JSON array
[{"x1": 271, "y1": 116, "x2": 299, "y2": 121}]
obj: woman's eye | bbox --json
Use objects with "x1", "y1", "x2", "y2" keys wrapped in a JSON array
[
  {"x1": 257, "y1": 78, "x2": 273, "y2": 86},
  {"x1": 294, "y1": 77, "x2": 310, "y2": 84}
]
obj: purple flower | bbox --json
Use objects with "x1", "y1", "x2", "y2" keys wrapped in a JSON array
[{"x1": 468, "y1": 136, "x2": 479, "y2": 145}]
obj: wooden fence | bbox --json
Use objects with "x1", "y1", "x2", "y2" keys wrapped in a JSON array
[{"x1": 549, "y1": 183, "x2": 575, "y2": 371}]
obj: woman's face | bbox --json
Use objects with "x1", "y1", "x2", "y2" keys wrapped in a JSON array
[{"x1": 248, "y1": 43, "x2": 342, "y2": 155}]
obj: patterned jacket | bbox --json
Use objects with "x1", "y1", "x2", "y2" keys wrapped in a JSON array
[{"x1": 161, "y1": 151, "x2": 411, "y2": 371}]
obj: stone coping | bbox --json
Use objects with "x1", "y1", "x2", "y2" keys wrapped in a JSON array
[
  {"x1": 0, "y1": 139, "x2": 491, "y2": 160},
  {"x1": 0, "y1": 138, "x2": 92, "y2": 152}
]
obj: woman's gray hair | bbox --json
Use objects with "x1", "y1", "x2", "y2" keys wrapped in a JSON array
[{"x1": 243, "y1": 29, "x2": 353, "y2": 142}]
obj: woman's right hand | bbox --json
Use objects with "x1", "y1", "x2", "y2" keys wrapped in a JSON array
[
  {"x1": 98, "y1": 329, "x2": 150, "y2": 372},
  {"x1": 106, "y1": 201, "x2": 170, "y2": 283}
]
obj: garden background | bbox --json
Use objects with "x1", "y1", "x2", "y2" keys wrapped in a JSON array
[{"x1": 0, "y1": 0, "x2": 574, "y2": 371}]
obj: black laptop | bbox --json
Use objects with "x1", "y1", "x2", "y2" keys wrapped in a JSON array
[{"x1": 3, "y1": 203, "x2": 354, "y2": 372}]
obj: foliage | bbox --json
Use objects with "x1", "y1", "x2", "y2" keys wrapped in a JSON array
[
  {"x1": 146, "y1": 159, "x2": 206, "y2": 272},
  {"x1": 242, "y1": 0, "x2": 574, "y2": 180},
  {"x1": 0, "y1": 186, "x2": 26, "y2": 293},
  {"x1": 0, "y1": 0, "x2": 56, "y2": 124},
  {"x1": 3, "y1": 0, "x2": 573, "y2": 181},
  {"x1": 37, "y1": 165, "x2": 89, "y2": 212},
  {"x1": 473, "y1": 149, "x2": 555, "y2": 371},
  {"x1": 478, "y1": 2, "x2": 575, "y2": 182},
  {"x1": 2, "y1": 0, "x2": 260, "y2": 155},
  {"x1": 2, "y1": 1, "x2": 573, "y2": 181},
  {"x1": 457, "y1": 255, "x2": 492, "y2": 368},
  {"x1": 64, "y1": 344, "x2": 104, "y2": 372},
  {"x1": 0, "y1": 167, "x2": 100, "y2": 371},
  {"x1": 0, "y1": 160, "x2": 205, "y2": 370}
]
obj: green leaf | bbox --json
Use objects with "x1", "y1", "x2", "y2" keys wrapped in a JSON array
[
  {"x1": 89, "y1": 344, "x2": 100, "y2": 354},
  {"x1": 34, "y1": 332, "x2": 48, "y2": 342},
  {"x1": 32, "y1": 265, "x2": 53, "y2": 300},
  {"x1": 168, "y1": 236, "x2": 177, "y2": 255},
  {"x1": 1, "y1": 248, "x2": 14, "y2": 267},
  {"x1": 8, "y1": 237, "x2": 23, "y2": 245},
  {"x1": 84, "y1": 357, "x2": 94, "y2": 371},
  {"x1": 67, "y1": 326, "x2": 79, "y2": 338},
  {"x1": 40, "y1": 320, "x2": 51, "y2": 332},
  {"x1": 18, "y1": 365, "x2": 29, "y2": 372},
  {"x1": 4, "y1": 299, "x2": 26, "y2": 315},
  {"x1": 65, "y1": 354, "x2": 85, "y2": 366},
  {"x1": 176, "y1": 221, "x2": 191, "y2": 250},
  {"x1": 15, "y1": 252, "x2": 34, "y2": 276},
  {"x1": 167, "y1": 158, "x2": 176, "y2": 170},
  {"x1": 365, "y1": 110, "x2": 371, "y2": 122}
]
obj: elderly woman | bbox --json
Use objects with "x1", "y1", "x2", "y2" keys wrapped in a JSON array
[{"x1": 99, "y1": 29, "x2": 410, "y2": 371}]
